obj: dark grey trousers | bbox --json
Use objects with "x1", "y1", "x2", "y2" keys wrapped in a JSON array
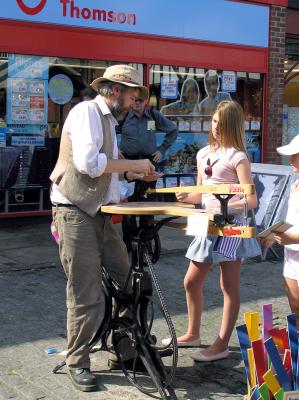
[{"x1": 53, "y1": 206, "x2": 131, "y2": 369}]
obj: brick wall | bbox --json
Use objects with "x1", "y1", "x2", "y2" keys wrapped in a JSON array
[{"x1": 266, "y1": 5, "x2": 286, "y2": 163}]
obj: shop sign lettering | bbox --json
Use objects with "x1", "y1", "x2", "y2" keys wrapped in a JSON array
[
  {"x1": 60, "y1": 0, "x2": 136, "y2": 25},
  {"x1": 5, "y1": 0, "x2": 270, "y2": 47}
]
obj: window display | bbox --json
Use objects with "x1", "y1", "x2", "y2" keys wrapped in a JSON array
[
  {"x1": 0, "y1": 53, "x2": 143, "y2": 212},
  {"x1": 150, "y1": 65, "x2": 264, "y2": 177},
  {"x1": 0, "y1": 54, "x2": 264, "y2": 214}
]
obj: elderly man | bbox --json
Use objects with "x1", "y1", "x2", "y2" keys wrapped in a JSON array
[{"x1": 50, "y1": 65, "x2": 159, "y2": 392}]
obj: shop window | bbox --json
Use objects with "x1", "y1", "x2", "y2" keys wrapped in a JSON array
[
  {"x1": 149, "y1": 64, "x2": 264, "y2": 178},
  {"x1": 0, "y1": 53, "x2": 143, "y2": 213}
]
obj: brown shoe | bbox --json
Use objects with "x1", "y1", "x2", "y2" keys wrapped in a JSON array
[{"x1": 67, "y1": 368, "x2": 98, "y2": 392}]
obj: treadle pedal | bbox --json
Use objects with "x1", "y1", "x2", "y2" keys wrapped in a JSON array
[
  {"x1": 90, "y1": 343, "x2": 104, "y2": 353},
  {"x1": 52, "y1": 361, "x2": 66, "y2": 374},
  {"x1": 158, "y1": 348, "x2": 173, "y2": 358}
]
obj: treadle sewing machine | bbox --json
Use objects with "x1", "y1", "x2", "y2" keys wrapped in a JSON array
[{"x1": 53, "y1": 184, "x2": 255, "y2": 400}]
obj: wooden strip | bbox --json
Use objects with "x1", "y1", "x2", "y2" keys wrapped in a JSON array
[
  {"x1": 236, "y1": 324, "x2": 252, "y2": 384},
  {"x1": 147, "y1": 183, "x2": 255, "y2": 195},
  {"x1": 287, "y1": 314, "x2": 297, "y2": 388},
  {"x1": 269, "y1": 328, "x2": 289, "y2": 352},
  {"x1": 249, "y1": 387, "x2": 261, "y2": 400},
  {"x1": 296, "y1": 345, "x2": 299, "y2": 390},
  {"x1": 262, "y1": 370, "x2": 281, "y2": 395},
  {"x1": 248, "y1": 348, "x2": 257, "y2": 388},
  {"x1": 209, "y1": 225, "x2": 256, "y2": 238},
  {"x1": 274, "y1": 388, "x2": 284, "y2": 400},
  {"x1": 252, "y1": 339, "x2": 267, "y2": 386},
  {"x1": 259, "y1": 383, "x2": 270, "y2": 400},
  {"x1": 264, "y1": 337, "x2": 293, "y2": 392},
  {"x1": 244, "y1": 312, "x2": 260, "y2": 342},
  {"x1": 283, "y1": 349, "x2": 292, "y2": 373},
  {"x1": 263, "y1": 304, "x2": 273, "y2": 342},
  {"x1": 165, "y1": 222, "x2": 256, "y2": 238}
]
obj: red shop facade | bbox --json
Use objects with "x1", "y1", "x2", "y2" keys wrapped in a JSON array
[{"x1": 0, "y1": 0, "x2": 287, "y2": 217}]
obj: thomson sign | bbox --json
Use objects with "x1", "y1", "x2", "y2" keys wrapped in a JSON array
[
  {"x1": 2, "y1": 0, "x2": 269, "y2": 47},
  {"x1": 16, "y1": 0, "x2": 136, "y2": 26}
]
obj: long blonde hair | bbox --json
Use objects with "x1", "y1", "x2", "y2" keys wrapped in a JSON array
[{"x1": 208, "y1": 100, "x2": 246, "y2": 152}]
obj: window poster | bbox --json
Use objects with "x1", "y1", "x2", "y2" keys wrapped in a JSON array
[
  {"x1": 160, "y1": 76, "x2": 178, "y2": 99},
  {"x1": 11, "y1": 135, "x2": 45, "y2": 146},
  {"x1": 246, "y1": 131, "x2": 261, "y2": 163},
  {"x1": 156, "y1": 132, "x2": 208, "y2": 174},
  {"x1": 203, "y1": 120, "x2": 211, "y2": 131},
  {"x1": 251, "y1": 120, "x2": 261, "y2": 130},
  {"x1": 155, "y1": 129, "x2": 261, "y2": 175},
  {"x1": 221, "y1": 71, "x2": 237, "y2": 92},
  {"x1": 0, "y1": 123, "x2": 6, "y2": 147},
  {"x1": 7, "y1": 78, "x2": 48, "y2": 125},
  {"x1": 48, "y1": 74, "x2": 73, "y2": 105},
  {"x1": 8, "y1": 54, "x2": 49, "y2": 80},
  {"x1": 6, "y1": 54, "x2": 49, "y2": 146}
]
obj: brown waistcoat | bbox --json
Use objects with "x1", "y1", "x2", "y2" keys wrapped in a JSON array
[{"x1": 50, "y1": 102, "x2": 113, "y2": 217}]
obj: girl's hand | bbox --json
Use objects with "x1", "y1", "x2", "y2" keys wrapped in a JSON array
[
  {"x1": 176, "y1": 182, "x2": 189, "y2": 202},
  {"x1": 259, "y1": 234, "x2": 275, "y2": 248},
  {"x1": 273, "y1": 231, "x2": 299, "y2": 246}
]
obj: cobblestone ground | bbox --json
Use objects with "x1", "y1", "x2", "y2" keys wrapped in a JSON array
[{"x1": 0, "y1": 218, "x2": 289, "y2": 400}]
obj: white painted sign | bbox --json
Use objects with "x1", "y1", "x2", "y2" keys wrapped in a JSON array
[{"x1": 222, "y1": 71, "x2": 237, "y2": 92}]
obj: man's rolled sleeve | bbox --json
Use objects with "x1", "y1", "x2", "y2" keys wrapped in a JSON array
[{"x1": 70, "y1": 102, "x2": 107, "y2": 178}]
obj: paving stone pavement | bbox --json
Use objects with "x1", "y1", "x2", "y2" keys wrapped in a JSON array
[{"x1": 0, "y1": 217, "x2": 289, "y2": 400}]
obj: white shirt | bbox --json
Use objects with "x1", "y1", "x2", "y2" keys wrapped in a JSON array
[
  {"x1": 285, "y1": 179, "x2": 299, "y2": 251},
  {"x1": 51, "y1": 95, "x2": 120, "y2": 205}
]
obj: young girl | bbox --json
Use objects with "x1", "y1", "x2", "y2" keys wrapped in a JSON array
[
  {"x1": 163, "y1": 101, "x2": 261, "y2": 362},
  {"x1": 261, "y1": 135, "x2": 299, "y2": 328}
]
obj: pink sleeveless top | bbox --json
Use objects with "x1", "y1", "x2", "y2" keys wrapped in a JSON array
[{"x1": 196, "y1": 145, "x2": 248, "y2": 213}]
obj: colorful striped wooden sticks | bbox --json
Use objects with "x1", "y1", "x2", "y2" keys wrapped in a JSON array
[{"x1": 237, "y1": 304, "x2": 299, "y2": 399}]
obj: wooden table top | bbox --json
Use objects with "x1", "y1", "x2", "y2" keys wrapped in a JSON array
[{"x1": 101, "y1": 201, "x2": 213, "y2": 218}]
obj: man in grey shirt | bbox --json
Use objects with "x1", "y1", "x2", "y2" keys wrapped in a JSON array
[
  {"x1": 120, "y1": 97, "x2": 178, "y2": 163},
  {"x1": 119, "y1": 95, "x2": 178, "y2": 245}
]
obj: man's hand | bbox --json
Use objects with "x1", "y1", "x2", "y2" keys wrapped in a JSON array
[
  {"x1": 125, "y1": 171, "x2": 163, "y2": 182},
  {"x1": 273, "y1": 231, "x2": 299, "y2": 246},
  {"x1": 131, "y1": 159, "x2": 155, "y2": 175},
  {"x1": 152, "y1": 150, "x2": 162, "y2": 163},
  {"x1": 141, "y1": 171, "x2": 163, "y2": 182},
  {"x1": 118, "y1": 150, "x2": 125, "y2": 159}
]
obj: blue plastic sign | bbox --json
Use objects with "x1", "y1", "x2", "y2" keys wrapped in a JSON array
[
  {"x1": 0, "y1": 0, "x2": 269, "y2": 48},
  {"x1": 8, "y1": 54, "x2": 49, "y2": 80},
  {"x1": 48, "y1": 74, "x2": 73, "y2": 105}
]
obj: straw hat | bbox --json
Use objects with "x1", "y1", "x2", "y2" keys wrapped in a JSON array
[
  {"x1": 277, "y1": 135, "x2": 299, "y2": 156},
  {"x1": 90, "y1": 64, "x2": 149, "y2": 100}
]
